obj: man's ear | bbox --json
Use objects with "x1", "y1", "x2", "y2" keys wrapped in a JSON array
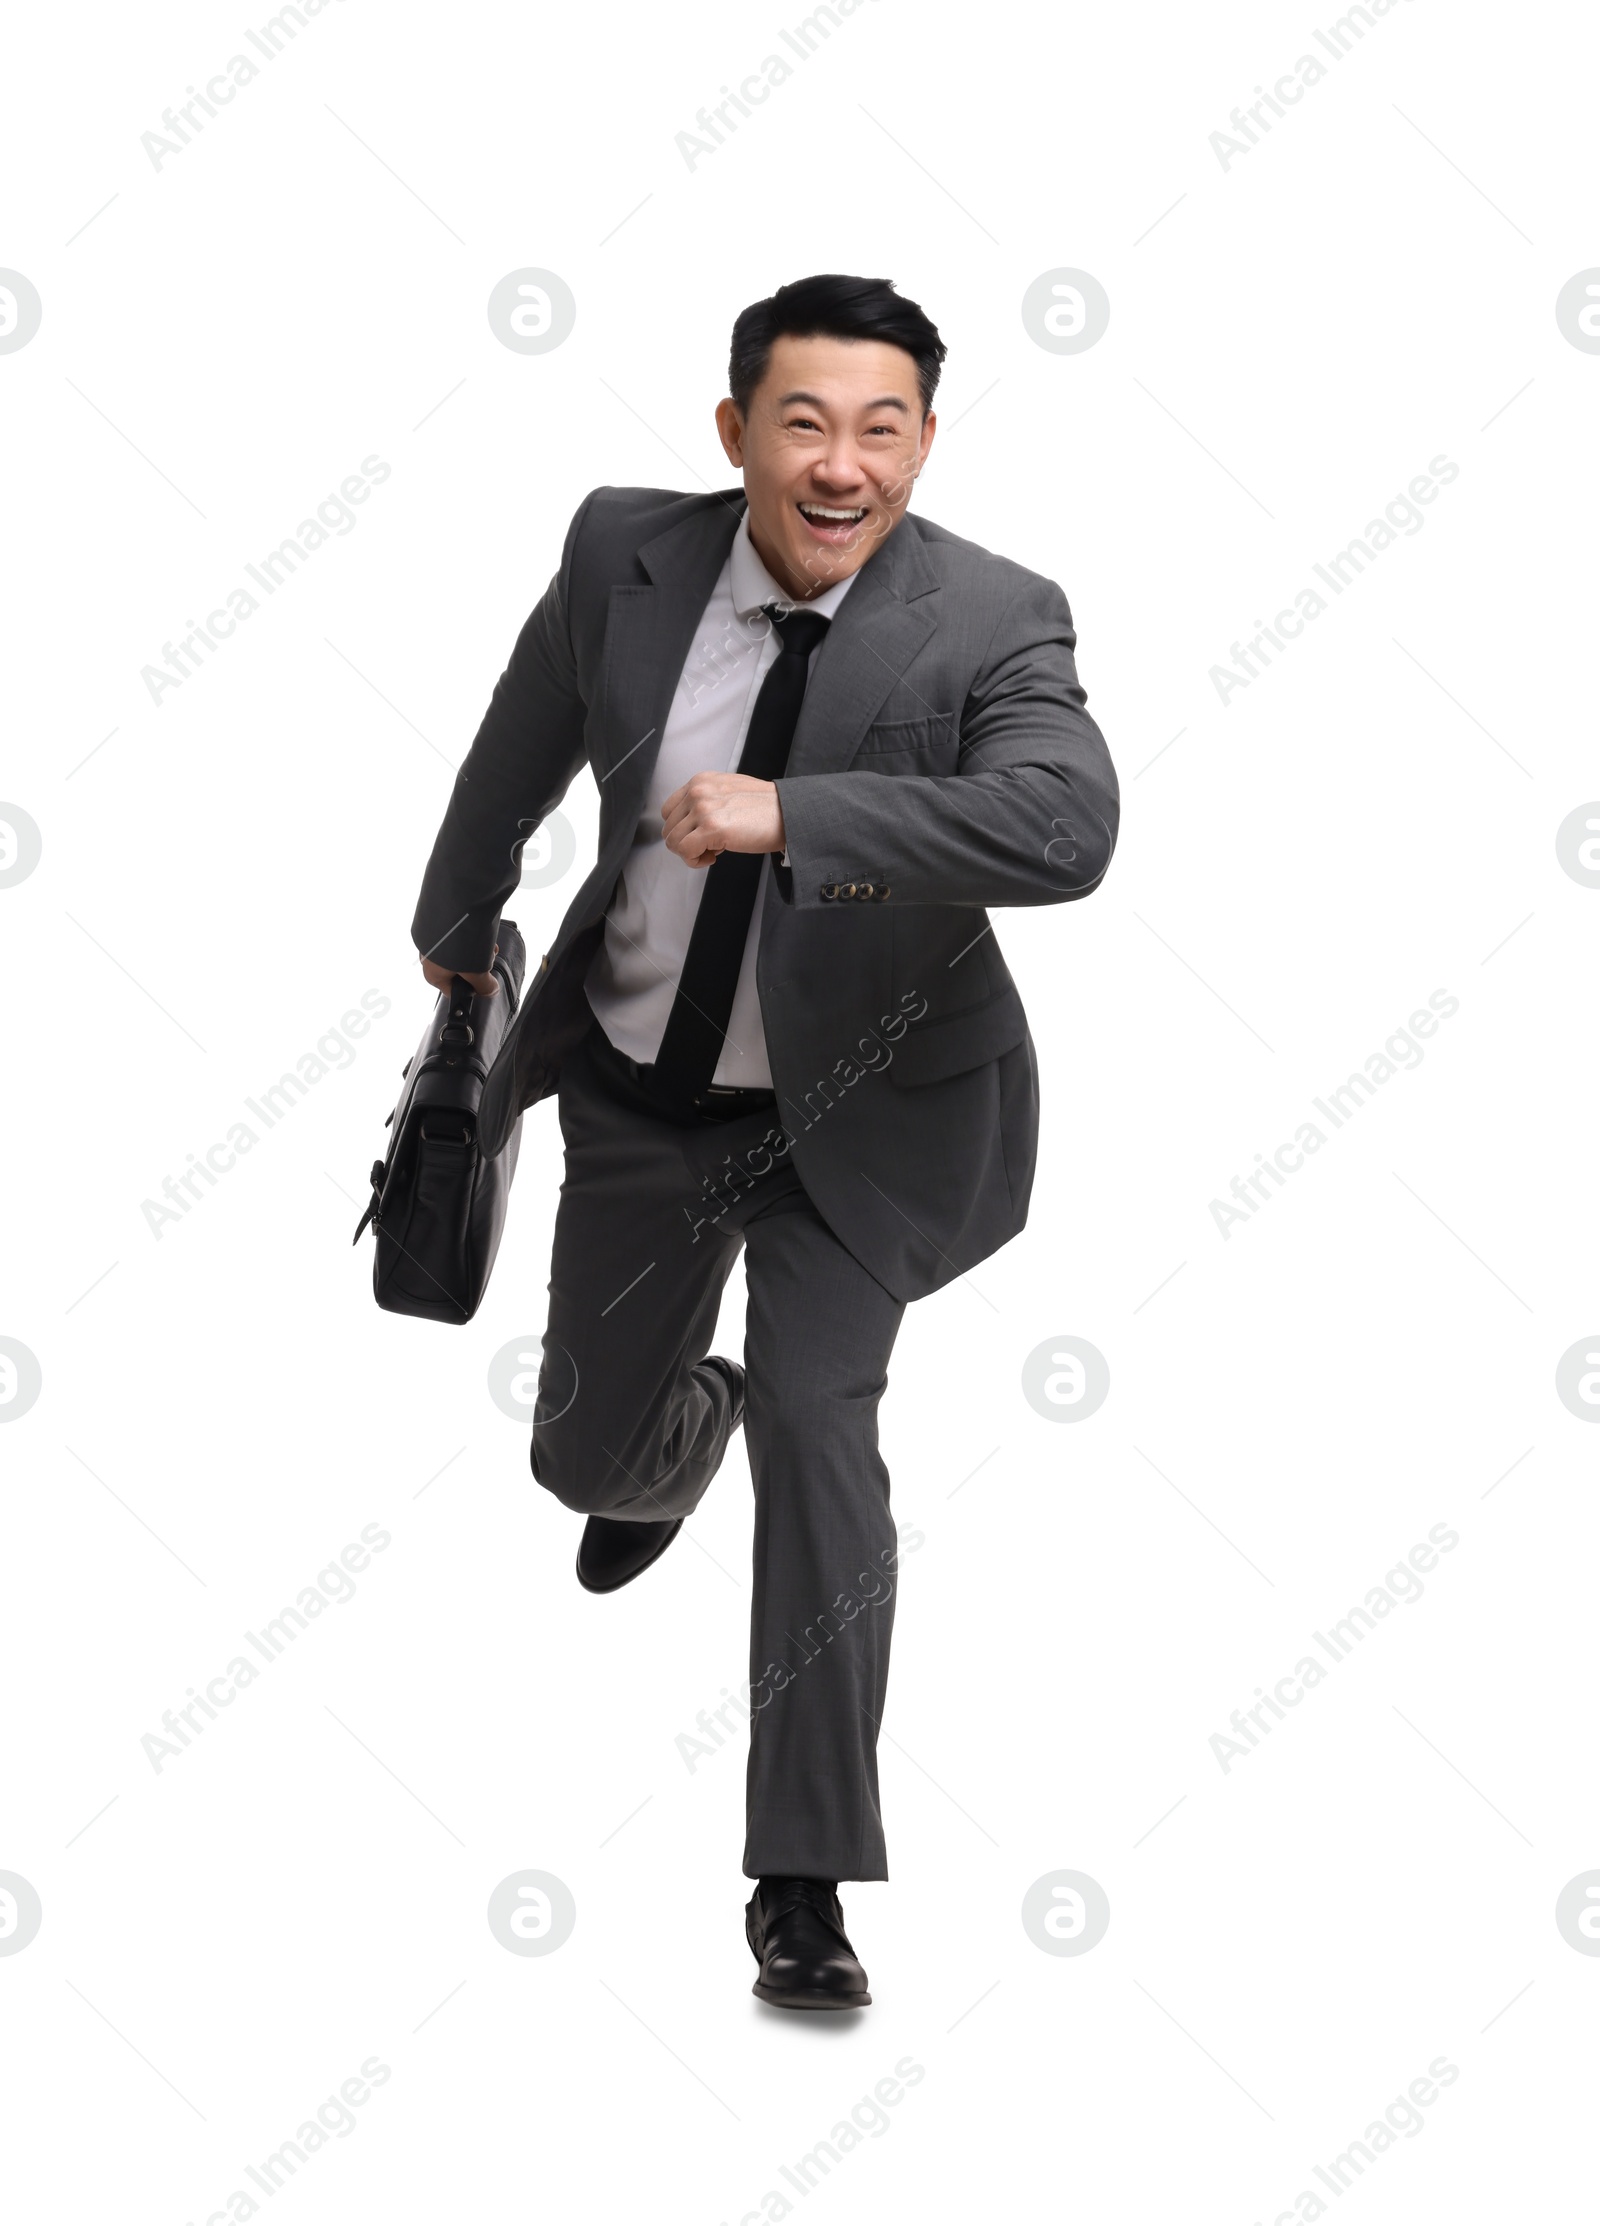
[{"x1": 715, "y1": 397, "x2": 746, "y2": 468}]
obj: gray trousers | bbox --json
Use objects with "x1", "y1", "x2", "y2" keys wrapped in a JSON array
[{"x1": 529, "y1": 1022, "x2": 907, "y2": 1881}]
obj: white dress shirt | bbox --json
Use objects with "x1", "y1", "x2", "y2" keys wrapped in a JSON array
[{"x1": 583, "y1": 512, "x2": 860, "y2": 1088}]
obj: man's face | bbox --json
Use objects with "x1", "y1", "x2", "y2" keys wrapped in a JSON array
[{"x1": 715, "y1": 334, "x2": 937, "y2": 602}]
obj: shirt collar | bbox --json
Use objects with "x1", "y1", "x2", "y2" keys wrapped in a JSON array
[{"x1": 729, "y1": 508, "x2": 863, "y2": 622}]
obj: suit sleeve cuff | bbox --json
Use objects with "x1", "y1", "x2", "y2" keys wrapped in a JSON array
[
  {"x1": 411, "y1": 903, "x2": 500, "y2": 974},
  {"x1": 772, "y1": 776, "x2": 893, "y2": 909}
]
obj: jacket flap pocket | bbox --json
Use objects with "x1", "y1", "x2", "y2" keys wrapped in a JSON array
[
  {"x1": 854, "y1": 713, "x2": 958, "y2": 760},
  {"x1": 890, "y1": 987, "x2": 1027, "y2": 1086}
]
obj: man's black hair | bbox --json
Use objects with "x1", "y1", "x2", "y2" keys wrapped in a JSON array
[{"x1": 728, "y1": 274, "x2": 946, "y2": 416}]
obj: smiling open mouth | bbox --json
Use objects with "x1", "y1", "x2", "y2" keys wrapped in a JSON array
[{"x1": 797, "y1": 501, "x2": 869, "y2": 540}]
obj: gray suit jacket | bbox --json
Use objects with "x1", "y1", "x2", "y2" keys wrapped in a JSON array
[{"x1": 411, "y1": 485, "x2": 1119, "y2": 1302}]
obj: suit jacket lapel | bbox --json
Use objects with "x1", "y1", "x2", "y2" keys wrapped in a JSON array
[
  {"x1": 594, "y1": 491, "x2": 747, "y2": 828},
  {"x1": 785, "y1": 515, "x2": 940, "y2": 777},
  {"x1": 593, "y1": 497, "x2": 941, "y2": 818}
]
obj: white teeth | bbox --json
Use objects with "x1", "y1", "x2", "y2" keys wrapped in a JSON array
[{"x1": 800, "y1": 503, "x2": 866, "y2": 520}]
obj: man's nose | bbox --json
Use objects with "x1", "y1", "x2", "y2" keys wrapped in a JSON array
[{"x1": 811, "y1": 446, "x2": 866, "y2": 489}]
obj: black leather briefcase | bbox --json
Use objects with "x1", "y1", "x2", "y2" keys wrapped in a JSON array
[{"x1": 353, "y1": 921, "x2": 526, "y2": 1323}]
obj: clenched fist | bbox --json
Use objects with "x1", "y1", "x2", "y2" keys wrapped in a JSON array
[
  {"x1": 420, "y1": 945, "x2": 499, "y2": 996},
  {"x1": 662, "y1": 772, "x2": 786, "y2": 869}
]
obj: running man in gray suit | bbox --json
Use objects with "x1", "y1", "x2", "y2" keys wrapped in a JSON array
[{"x1": 411, "y1": 274, "x2": 1119, "y2": 2009}]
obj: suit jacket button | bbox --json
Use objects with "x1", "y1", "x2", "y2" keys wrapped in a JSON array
[
  {"x1": 820, "y1": 883, "x2": 838, "y2": 900},
  {"x1": 873, "y1": 884, "x2": 890, "y2": 900},
  {"x1": 841, "y1": 882, "x2": 857, "y2": 898},
  {"x1": 856, "y1": 881, "x2": 875, "y2": 899}
]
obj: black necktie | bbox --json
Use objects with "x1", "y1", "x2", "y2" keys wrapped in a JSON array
[{"x1": 650, "y1": 604, "x2": 831, "y2": 1105}]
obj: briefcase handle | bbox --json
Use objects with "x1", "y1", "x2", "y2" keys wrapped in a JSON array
[{"x1": 437, "y1": 973, "x2": 478, "y2": 1056}]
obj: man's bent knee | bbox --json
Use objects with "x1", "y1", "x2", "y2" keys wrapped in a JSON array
[{"x1": 530, "y1": 1419, "x2": 624, "y2": 1514}]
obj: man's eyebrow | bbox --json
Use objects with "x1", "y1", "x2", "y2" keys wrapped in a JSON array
[{"x1": 775, "y1": 390, "x2": 911, "y2": 413}]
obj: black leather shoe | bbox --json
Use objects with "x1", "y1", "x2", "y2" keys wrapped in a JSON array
[
  {"x1": 746, "y1": 1876, "x2": 871, "y2": 2010},
  {"x1": 576, "y1": 1514, "x2": 682, "y2": 1594},
  {"x1": 574, "y1": 1362, "x2": 739, "y2": 1594}
]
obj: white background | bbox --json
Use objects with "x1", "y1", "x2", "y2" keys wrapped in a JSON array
[{"x1": 2, "y1": 1, "x2": 1597, "y2": 2219}]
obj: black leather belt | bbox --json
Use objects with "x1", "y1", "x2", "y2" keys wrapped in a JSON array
[{"x1": 584, "y1": 1022, "x2": 777, "y2": 1127}]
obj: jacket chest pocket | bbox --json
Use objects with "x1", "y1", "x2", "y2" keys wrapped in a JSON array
[{"x1": 853, "y1": 713, "x2": 959, "y2": 772}]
